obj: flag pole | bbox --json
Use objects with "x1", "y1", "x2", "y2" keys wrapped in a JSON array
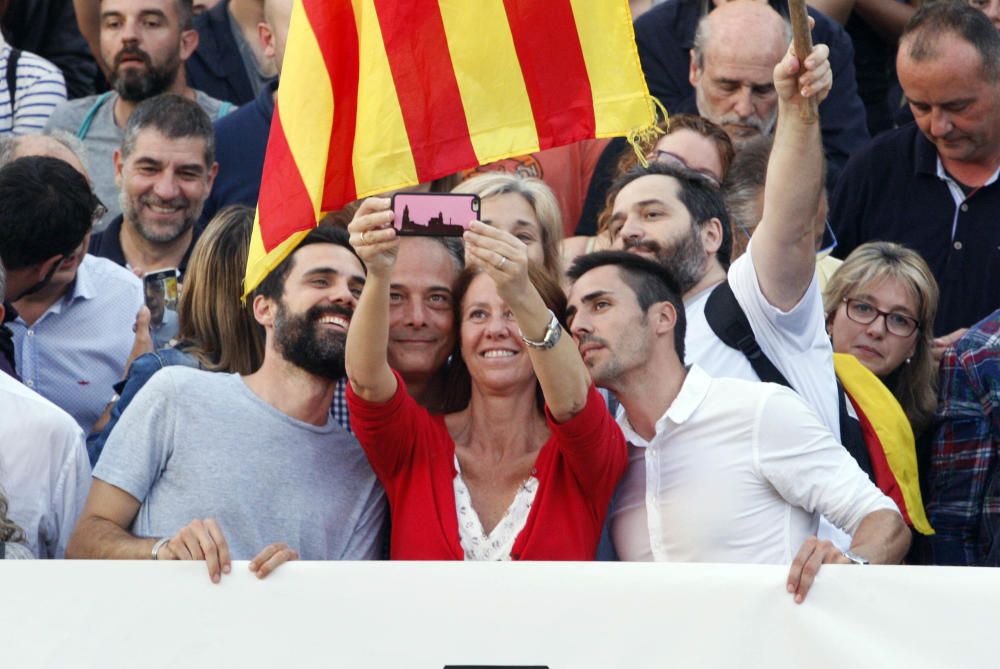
[{"x1": 787, "y1": 0, "x2": 818, "y2": 123}]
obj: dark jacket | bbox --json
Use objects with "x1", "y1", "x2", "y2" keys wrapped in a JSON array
[
  {"x1": 1, "y1": 0, "x2": 98, "y2": 98},
  {"x1": 185, "y1": 0, "x2": 255, "y2": 105}
]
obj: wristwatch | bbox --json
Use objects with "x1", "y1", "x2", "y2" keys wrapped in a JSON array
[
  {"x1": 520, "y1": 309, "x2": 562, "y2": 350},
  {"x1": 842, "y1": 550, "x2": 869, "y2": 565}
]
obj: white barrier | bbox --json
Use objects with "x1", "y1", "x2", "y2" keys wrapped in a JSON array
[{"x1": 1, "y1": 561, "x2": 996, "y2": 668}]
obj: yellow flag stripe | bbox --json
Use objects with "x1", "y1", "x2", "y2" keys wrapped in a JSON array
[
  {"x1": 438, "y1": 0, "x2": 539, "y2": 164},
  {"x1": 280, "y1": 3, "x2": 334, "y2": 217},
  {"x1": 569, "y1": 0, "x2": 654, "y2": 137},
  {"x1": 351, "y1": 0, "x2": 420, "y2": 197}
]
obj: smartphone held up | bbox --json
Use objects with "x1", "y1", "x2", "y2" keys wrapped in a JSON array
[
  {"x1": 390, "y1": 192, "x2": 480, "y2": 237},
  {"x1": 143, "y1": 268, "x2": 180, "y2": 348}
]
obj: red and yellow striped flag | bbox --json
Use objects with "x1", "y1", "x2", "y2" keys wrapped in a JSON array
[{"x1": 244, "y1": 0, "x2": 655, "y2": 295}]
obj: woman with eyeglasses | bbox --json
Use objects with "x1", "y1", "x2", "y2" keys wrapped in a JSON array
[{"x1": 823, "y1": 242, "x2": 940, "y2": 550}]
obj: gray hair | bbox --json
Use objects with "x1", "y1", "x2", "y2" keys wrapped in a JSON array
[
  {"x1": 723, "y1": 135, "x2": 773, "y2": 236},
  {"x1": 121, "y1": 93, "x2": 216, "y2": 167},
  {"x1": 692, "y1": 12, "x2": 792, "y2": 70},
  {"x1": 902, "y1": 2, "x2": 1000, "y2": 83},
  {"x1": 0, "y1": 131, "x2": 90, "y2": 174}
]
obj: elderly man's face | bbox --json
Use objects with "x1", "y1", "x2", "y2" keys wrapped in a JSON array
[
  {"x1": 690, "y1": 42, "x2": 780, "y2": 145},
  {"x1": 898, "y1": 33, "x2": 1000, "y2": 166}
]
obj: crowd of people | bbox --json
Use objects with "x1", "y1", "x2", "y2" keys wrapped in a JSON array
[{"x1": 0, "y1": 0, "x2": 998, "y2": 600}]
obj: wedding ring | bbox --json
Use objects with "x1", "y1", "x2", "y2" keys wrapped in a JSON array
[
  {"x1": 361, "y1": 231, "x2": 369, "y2": 244},
  {"x1": 497, "y1": 255, "x2": 508, "y2": 270}
]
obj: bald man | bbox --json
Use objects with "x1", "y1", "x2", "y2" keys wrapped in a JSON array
[{"x1": 634, "y1": 0, "x2": 868, "y2": 188}]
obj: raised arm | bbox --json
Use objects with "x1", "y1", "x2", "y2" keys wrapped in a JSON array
[
  {"x1": 752, "y1": 35, "x2": 832, "y2": 311},
  {"x1": 345, "y1": 197, "x2": 400, "y2": 403},
  {"x1": 465, "y1": 221, "x2": 591, "y2": 423}
]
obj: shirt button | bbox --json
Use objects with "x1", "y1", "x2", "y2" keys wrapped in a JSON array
[
  {"x1": 25, "y1": 380, "x2": 34, "y2": 388},
  {"x1": 954, "y1": 241, "x2": 963, "y2": 250},
  {"x1": 960, "y1": 203, "x2": 969, "y2": 212},
  {"x1": 26, "y1": 330, "x2": 34, "y2": 337}
]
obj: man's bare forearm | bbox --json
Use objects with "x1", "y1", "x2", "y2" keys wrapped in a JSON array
[
  {"x1": 850, "y1": 509, "x2": 911, "y2": 564},
  {"x1": 66, "y1": 516, "x2": 158, "y2": 560}
]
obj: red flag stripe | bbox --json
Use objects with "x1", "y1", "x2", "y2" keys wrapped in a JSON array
[
  {"x1": 301, "y1": 0, "x2": 360, "y2": 212},
  {"x1": 373, "y1": 0, "x2": 479, "y2": 182},
  {"x1": 258, "y1": 110, "x2": 316, "y2": 251},
  {"x1": 502, "y1": 0, "x2": 596, "y2": 150},
  {"x1": 851, "y1": 395, "x2": 914, "y2": 526}
]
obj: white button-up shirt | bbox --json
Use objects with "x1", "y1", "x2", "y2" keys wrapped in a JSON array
[{"x1": 611, "y1": 365, "x2": 898, "y2": 564}]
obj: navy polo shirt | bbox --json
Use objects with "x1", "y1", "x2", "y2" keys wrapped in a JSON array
[
  {"x1": 89, "y1": 215, "x2": 200, "y2": 277},
  {"x1": 632, "y1": 0, "x2": 870, "y2": 190},
  {"x1": 830, "y1": 123, "x2": 1000, "y2": 336}
]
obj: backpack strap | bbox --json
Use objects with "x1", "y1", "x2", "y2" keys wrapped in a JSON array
[
  {"x1": 6, "y1": 47, "x2": 21, "y2": 113},
  {"x1": 706, "y1": 281, "x2": 874, "y2": 476},
  {"x1": 76, "y1": 91, "x2": 114, "y2": 139},
  {"x1": 704, "y1": 281, "x2": 791, "y2": 387}
]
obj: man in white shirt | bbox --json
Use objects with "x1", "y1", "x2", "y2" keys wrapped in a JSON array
[
  {"x1": 565, "y1": 251, "x2": 909, "y2": 602},
  {"x1": 0, "y1": 259, "x2": 91, "y2": 558}
]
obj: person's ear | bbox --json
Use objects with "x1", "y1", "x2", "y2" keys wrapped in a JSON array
[
  {"x1": 113, "y1": 148, "x2": 125, "y2": 189},
  {"x1": 259, "y1": 22, "x2": 276, "y2": 60},
  {"x1": 700, "y1": 217, "x2": 723, "y2": 256},
  {"x1": 253, "y1": 294, "x2": 275, "y2": 327},
  {"x1": 689, "y1": 49, "x2": 701, "y2": 87},
  {"x1": 179, "y1": 28, "x2": 199, "y2": 61},
  {"x1": 652, "y1": 300, "x2": 678, "y2": 337}
]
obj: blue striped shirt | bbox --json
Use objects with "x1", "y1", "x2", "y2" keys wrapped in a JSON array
[{"x1": 0, "y1": 42, "x2": 66, "y2": 135}]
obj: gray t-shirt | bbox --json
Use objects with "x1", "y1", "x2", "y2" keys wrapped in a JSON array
[
  {"x1": 44, "y1": 90, "x2": 231, "y2": 228},
  {"x1": 94, "y1": 367, "x2": 386, "y2": 560}
]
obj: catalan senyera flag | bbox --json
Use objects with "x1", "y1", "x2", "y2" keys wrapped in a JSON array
[
  {"x1": 834, "y1": 353, "x2": 934, "y2": 536},
  {"x1": 243, "y1": 0, "x2": 656, "y2": 295}
]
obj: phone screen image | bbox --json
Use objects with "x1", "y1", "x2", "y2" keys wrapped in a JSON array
[
  {"x1": 143, "y1": 268, "x2": 180, "y2": 348},
  {"x1": 391, "y1": 192, "x2": 480, "y2": 237}
]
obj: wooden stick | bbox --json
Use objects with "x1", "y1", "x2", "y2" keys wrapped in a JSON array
[{"x1": 787, "y1": 0, "x2": 819, "y2": 122}]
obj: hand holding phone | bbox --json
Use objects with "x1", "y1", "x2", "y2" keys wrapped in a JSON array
[{"x1": 390, "y1": 192, "x2": 480, "y2": 237}]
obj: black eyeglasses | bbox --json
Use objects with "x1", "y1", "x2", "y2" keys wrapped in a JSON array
[
  {"x1": 92, "y1": 198, "x2": 108, "y2": 225},
  {"x1": 648, "y1": 150, "x2": 721, "y2": 188},
  {"x1": 843, "y1": 298, "x2": 920, "y2": 337}
]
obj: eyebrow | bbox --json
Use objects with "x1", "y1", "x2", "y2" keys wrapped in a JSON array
[
  {"x1": 481, "y1": 218, "x2": 536, "y2": 229},
  {"x1": 854, "y1": 293, "x2": 916, "y2": 317},
  {"x1": 303, "y1": 267, "x2": 366, "y2": 285},
  {"x1": 132, "y1": 156, "x2": 206, "y2": 173},
  {"x1": 389, "y1": 282, "x2": 453, "y2": 294}
]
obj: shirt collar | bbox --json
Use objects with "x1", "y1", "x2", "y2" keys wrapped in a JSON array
[{"x1": 616, "y1": 364, "x2": 712, "y2": 448}]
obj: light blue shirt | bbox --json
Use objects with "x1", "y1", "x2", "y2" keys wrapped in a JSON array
[{"x1": 11, "y1": 254, "x2": 143, "y2": 434}]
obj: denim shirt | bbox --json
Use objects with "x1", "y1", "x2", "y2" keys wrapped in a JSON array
[{"x1": 88, "y1": 346, "x2": 200, "y2": 466}]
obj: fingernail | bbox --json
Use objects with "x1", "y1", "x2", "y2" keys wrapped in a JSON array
[
  {"x1": 212, "y1": 574, "x2": 220, "y2": 583},
  {"x1": 787, "y1": 584, "x2": 794, "y2": 592},
  {"x1": 223, "y1": 565, "x2": 231, "y2": 573}
]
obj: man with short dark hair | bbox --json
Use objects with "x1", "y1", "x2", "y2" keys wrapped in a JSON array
[
  {"x1": 0, "y1": 156, "x2": 99, "y2": 380},
  {"x1": 68, "y1": 226, "x2": 387, "y2": 581},
  {"x1": 46, "y1": 0, "x2": 229, "y2": 224},
  {"x1": 565, "y1": 250, "x2": 909, "y2": 602},
  {"x1": 89, "y1": 93, "x2": 218, "y2": 277},
  {"x1": 831, "y1": 2, "x2": 1000, "y2": 341},
  {"x1": 1, "y1": 141, "x2": 143, "y2": 436}
]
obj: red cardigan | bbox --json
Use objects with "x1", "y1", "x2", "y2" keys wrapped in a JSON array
[{"x1": 347, "y1": 373, "x2": 627, "y2": 560}]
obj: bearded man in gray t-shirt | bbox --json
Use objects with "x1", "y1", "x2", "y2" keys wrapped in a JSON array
[{"x1": 68, "y1": 227, "x2": 386, "y2": 582}]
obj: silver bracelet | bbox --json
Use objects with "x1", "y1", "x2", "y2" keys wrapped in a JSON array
[{"x1": 151, "y1": 537, "x2": 170, "y2": 560}]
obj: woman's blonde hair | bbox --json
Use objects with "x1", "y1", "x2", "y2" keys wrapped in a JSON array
[
  {"x1": 177, "y1": 205, "x2": 265, "y2": 374},
  {"x1": 823, "y1": 241, "x2": 940, "y2": 434},
  {"x1": 453, "y1": 173, "x2": 563, "y2": 278}
]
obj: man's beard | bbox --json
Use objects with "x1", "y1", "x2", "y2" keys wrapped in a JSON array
[
  {"x1": 109, "y1": 45, "x2": 179, "y2": 102},
  {"x1": 623, "y1": 227, "x2": 707, "y2": 294},
  {"x1": 120, "y1": 190, "x2": 198, "y2": 244},
  {"x1": 274, "y1": 301, "x2": 351, "y2": 380}
]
